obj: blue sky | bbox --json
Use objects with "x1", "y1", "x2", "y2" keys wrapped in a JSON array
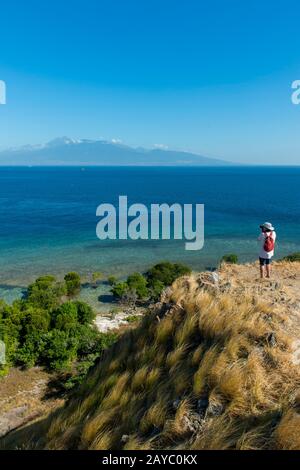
[{"x1": 0, "y1": 0, "x2": 299, "y2": 164}]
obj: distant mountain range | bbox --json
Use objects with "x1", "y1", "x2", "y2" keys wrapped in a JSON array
[{"x1": 0, "y1": 137, "x2": 233, "y2": 166}]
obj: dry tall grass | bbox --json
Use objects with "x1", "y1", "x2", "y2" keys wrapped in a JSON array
[{"x1": 1, "y1": 267, "x2": 300, "y2": 450}]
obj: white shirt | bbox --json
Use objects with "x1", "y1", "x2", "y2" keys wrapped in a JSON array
[{"x1": 258, "y1": 231, "x2": 276, "y2": 259}]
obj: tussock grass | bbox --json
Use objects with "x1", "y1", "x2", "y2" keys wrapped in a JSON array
[
  {"x1": 155, "y1": 315, "x2": 175, "y2": 344},
  {"x1": 145, "y1": 367, "x2": 161, "y2": 389},
  {"x1": 193, "y1": 346, "x2": 220, "y2": 396},
  {"x1": 81, "y1": 407, "x2": 121, "y2": 447},
  {"x1": 166, "y1": 344, "x2": 189, "y2": 369},
  {"x1": 275, "y1": 410, "x2": 300, "y2": 450},
  {"x1": 164, "y1": 399, "x2": 194, "y2": 440},
  {"x1": 123, "y1": 435, "x2": 153, "y2": 450},
  {"x1": 2, "y1": 268, "x2": 300, "y2": 450},
  {"x1": 140, "y1": 399, "x2": 168, "y2": 434},
  {"x1": 131, "y1": 367, "x2": 149, "y2": 392}
]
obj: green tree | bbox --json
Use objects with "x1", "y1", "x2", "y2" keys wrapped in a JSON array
[
  {"x1": 127, "y1": 272, "x2": 149, "y2": 300},
  {"x1": 16, "y1": 331, "x2": 47, "y2": 368},
  {"x1": 111, "y1": 281, "x2": 129, "y2": 300},
  {"x1": 52, "y1": 302, "x2": 78, "y2": 331},
  {"x1": 0, "y1": 273, "x2": 116, "y2": 378},
  {"x1": 146, "y1": 262, "x2": 191, "y2": 288},
  {"x1": 0, "y1": 301, "x2": 25, "y2": 367},
  {"x1": 21, "y1": 306, "x2": 50, "y2": 336},
  {"x1": 73, "y1": 300, "x2": 95, "y2": 325},
  {"x1": 27, "y1": 275, "x2": 66, "y2": 310},
  {"x1": 76, "y1": 324, "x2": 102, "y2": 356},
  {"x1": 91, "y1": 271, "x2": 103, "y2": 288},
  {"x1": 42, "y1": 330, "x2": 78, "y2": 371},
  {"x1": 107, "y1": 275, "x2": 117, "y2": 286},
  {"x1": 281, "y1": 252, "x2": 300, "y2": 262},
  {"x1": 64, "y1": 272, "x2": 81, "y2": 297},
  {"x1": 149, "y1": 279, "x2": 165, "y2": 301},
  {"x1": 221, "y1": 253, "x2": 238, "y2": 264}
]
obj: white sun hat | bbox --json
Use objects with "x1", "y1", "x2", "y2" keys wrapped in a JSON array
[{"x1": 260, "y1": 222, "x2": 275, "y2": 231}]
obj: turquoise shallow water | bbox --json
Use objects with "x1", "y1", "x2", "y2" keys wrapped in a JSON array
[{"x1": 0, "y1": 166, "x2": 299, "y2": 303}]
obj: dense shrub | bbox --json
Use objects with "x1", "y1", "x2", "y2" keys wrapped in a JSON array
[
  {"x1": 76, "y1": 324, "x2": 102, "y2": 356},
  {"x1": 0, "y1": 302, "x2": 26, "y2": 366},
  {"x1": 42, "y1": 329, "x2": 78, "y2": 371},
  {"x1": 148, "y1": 279, "x2": 165, "y2": 301},
  {"x1": 21, "y1": 306, "x2": 51, "y2": 335},
  {"x1": 61, "y1": 330, "x2": 118, "y2": 390},
  {"x1": 111, "y1": 262, "x2": 191, "y2": 303},
  {"x1": 16, "y1": 331, "x2": 47, "y2": 368},
  {"x1": 107, "y1": 275, "x2": 117, "y2": 286},
  {"x1": 280, "y1": 252, "x2": 300, "y2": 262},
  {"x1": 74, "y1": 300, "x2": 95, "y2": 324},
  {"x1": 0, "y1": 272, "x2": 117, "y2": 377},
  {"x1": 64, "y1": 272, "x2": 81, "y2": 296},
  {"x1": 52, "y1": 302, "x2": 78, "y2": 331},
  {"x1": 27, "y1": 275, "x2": 66, "y2": 310},
  {"x1": 146, "y1": 262, "x2": 191, "y2": 287},
  {"x1": 125, "y1": 315, "x2": 140, "y2": 323},
  {"x1": 111, "y1": 281, "x2": 129, "y2": 300},
  {"x1": 221, "y1": 253, "x2": 238, "y2": 264},
  {"x1": 127, "y1": 273, "x2": 149, "y2": 299},
  {"x1": 90, "y1": 272, "x2": 103, "y2": 288}
]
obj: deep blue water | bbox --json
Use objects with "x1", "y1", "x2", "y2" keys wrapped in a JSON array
[{"x1": 0, "y1": 166, "x2": 299, "y2": 295}]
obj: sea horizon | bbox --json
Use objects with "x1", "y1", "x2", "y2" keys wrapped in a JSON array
[{"x1": 0, "y1": 164, "x2": 299, "y2": 168}]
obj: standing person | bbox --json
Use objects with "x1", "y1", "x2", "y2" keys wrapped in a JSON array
[{"x1": 258, "y1": 222, "x2": 276, "y2": 278}]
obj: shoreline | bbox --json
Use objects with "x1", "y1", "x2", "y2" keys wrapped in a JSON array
[
  {"x1": 1, "y1": 252, "x2": 299, "y2": 304},
  {"x1": 0, "y1": 243, "x2": 299, "y2": 288}
]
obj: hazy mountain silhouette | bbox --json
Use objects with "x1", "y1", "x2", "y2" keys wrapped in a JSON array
[{"x1": 0, "y1": 137, "x2": 233, "y2": 166}]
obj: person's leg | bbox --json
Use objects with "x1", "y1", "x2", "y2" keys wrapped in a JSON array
[
  {"x1": 260, "y1": 266, "x2": 264, "y2": 278},
  {"x1": 266, "y1": 259, "x2": 271, "y2": 278},
  {"x1": 259, "y1": 258, "x2": 265, "y2": 278}
]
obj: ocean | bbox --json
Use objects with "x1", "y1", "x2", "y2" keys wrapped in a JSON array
[{"x1": 0, "y1": 166, "x2": 299, "y2": 305}]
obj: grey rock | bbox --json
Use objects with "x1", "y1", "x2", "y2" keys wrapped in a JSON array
[
  {"x1": 181, "y1": 413, "x2": 202, "y2": 434},
  {"x1": 197, "y1": 397, "x2": 209, "y2": 416},
  {"x1": 211, "y1": 272, "x2": 219, "y2": 284},
  {"x1": 172, "y1": 399, "x2": 181, "y2": 410},
  {"x1": 267, "y1": 332, "x2": 277, "y2": 347},
  {"x1": 206, "y1": 401, "x2": 225, "y2": 417}
]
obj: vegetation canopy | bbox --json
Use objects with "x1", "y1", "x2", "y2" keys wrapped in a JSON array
[
  {"x1": 111, "y1": 262, "x2": 191, "y2": 303},
  {"x1": 0, "y1": 273, "x2": 116, "y2": 380}
]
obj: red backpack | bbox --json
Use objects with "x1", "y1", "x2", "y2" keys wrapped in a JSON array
[{"x1": 264, "y1": 232, "x2": 275, "y2": 252}]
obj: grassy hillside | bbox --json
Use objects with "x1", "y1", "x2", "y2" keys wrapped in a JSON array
[{"x1": 2, "y1": 262, "x2": 300, "y2": 450}]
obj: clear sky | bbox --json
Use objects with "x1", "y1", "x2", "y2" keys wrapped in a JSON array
[{"x1": 0, "y1": 0, "x2": 300, "y2": 164}]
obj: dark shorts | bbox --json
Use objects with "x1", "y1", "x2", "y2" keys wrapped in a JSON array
[{"x1": 259, "y1": 257, "x2": 271, "y2": 266}]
